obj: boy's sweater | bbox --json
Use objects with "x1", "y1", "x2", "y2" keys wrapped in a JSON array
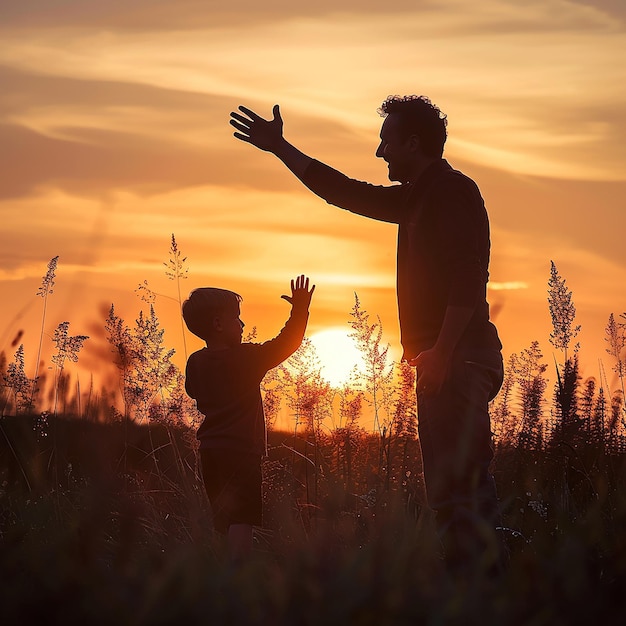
[{"x1": 185, "y1": 305, "x2": 309, "y2": 453}]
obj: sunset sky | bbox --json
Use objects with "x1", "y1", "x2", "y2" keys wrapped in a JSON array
[{"x1": 1, "y1": 0, "x2": 625, "y2": 396}]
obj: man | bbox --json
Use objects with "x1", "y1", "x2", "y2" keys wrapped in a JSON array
[{"x1": 229, "y1": 96, "x2": 505, "y2": 573}]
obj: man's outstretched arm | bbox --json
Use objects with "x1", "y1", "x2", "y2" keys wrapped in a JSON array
[
  {"x1": 230, "y1": 104, "x2": 403, "y2": 223},
  {"x1": 230, "y1": 104, "x2": 312, "y2": 180}
]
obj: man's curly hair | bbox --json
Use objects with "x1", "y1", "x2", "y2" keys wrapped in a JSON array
[{"x1": 378, "y1": 95, "x2": 448, "y2": 158}]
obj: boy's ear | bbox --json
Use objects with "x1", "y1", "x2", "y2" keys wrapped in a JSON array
[{"x1": 212, "y1": 316, "x2": 223, "y2": 332}]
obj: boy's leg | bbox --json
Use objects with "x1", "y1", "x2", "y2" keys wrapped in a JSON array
[
  {"x1": 226, "y1": 455, "x2": 261, "y2": 564},
  {"x1": 200, "y1": 449, "x2": 262, "y2": 564},
  {"x1": 228, "y1": 523, "x2": 254, "y2": 564}
]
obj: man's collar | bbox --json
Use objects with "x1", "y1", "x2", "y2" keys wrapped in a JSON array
[{"x1": 412, "y1": 158, "x2": 450, "y2": 186}]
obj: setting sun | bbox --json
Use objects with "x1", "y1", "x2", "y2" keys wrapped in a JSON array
[{"x1": 309, "y1": 328, "x2": 366, "y2": 388}]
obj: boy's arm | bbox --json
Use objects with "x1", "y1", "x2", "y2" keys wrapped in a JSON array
[{"x1": 257, "y1": 275, "x2": 315, "y2": 370}]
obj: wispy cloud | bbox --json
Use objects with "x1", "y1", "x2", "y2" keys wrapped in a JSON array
[
  {"x1": 489, "y1": 281, "x2": 529, "y2": 290},
  {"x1": 1, "y1": 1, "x2": 624, "y2": 183}
]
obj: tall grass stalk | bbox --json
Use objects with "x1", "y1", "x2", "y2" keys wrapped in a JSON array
[
  {"x1": 50, "y1": 322, "x2": 88, "y2": 418},
  {"x1": 348, "y1": 293, "x2": 394, "y2": 435},
  {"x1": 3, "y1": 344, "x2": 31, "y2": 416},
  {"x1": 548, "y1": 261, "x2": 582, "y2": 440},
  {"x1": 548, "y1": 260, "x2": 580, "y2": 365},
  {"x1": 164, "y1": 233, "x2": 189, "y2": 362},
  {"x1": 30, "y1": 256, "x2": 58, "y2": 410},
  {"x1": 605, "y1": 312, "x2": 626, "y2": 425}
]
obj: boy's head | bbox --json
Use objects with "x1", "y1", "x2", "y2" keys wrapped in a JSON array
[{"x1": 182, "y1": 287, "x2": 243, "y2": 345}]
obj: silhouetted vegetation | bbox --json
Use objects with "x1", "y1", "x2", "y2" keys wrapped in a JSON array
[{"x1": 2, "y1": 248, "x2": 626, "y2": 623}]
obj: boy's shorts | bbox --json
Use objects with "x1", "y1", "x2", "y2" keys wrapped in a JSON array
[{"x1": 200, "y1": 448, "x2": 262, "y2": 534}]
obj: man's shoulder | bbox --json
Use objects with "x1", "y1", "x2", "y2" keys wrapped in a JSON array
[
  {"x1": 438, "y1": 161, "x2": 477, "y2": 185},
  {"x1": 430, "y1": 161, "x2": 482, "y2": 200}
]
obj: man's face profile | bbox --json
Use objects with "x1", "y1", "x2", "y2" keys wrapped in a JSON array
[{"x1": 376, "y1": 114, "x2": 413, "y2": 183}]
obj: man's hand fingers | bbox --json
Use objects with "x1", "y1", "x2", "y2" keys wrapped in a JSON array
[
  {"x1": 230, "y1": 111, "x2": 251, "y2": 123},
  {"x1": 230, "y1": 119, "x2": 251, "y2": 134},
  {"x1": 238, "y1": 105, "x2": 262, "y2": 121},
  {"x1": 230, "y1": 118, "x2": 252, "y2": 132}
]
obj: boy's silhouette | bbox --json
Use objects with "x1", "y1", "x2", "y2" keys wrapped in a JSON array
[{"x1": 183, "y1": 275, "x2": 314, "y2": 562}]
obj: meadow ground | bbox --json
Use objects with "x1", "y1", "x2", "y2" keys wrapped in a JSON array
[{"x1": 2, "y1": 414, "x2": 626, "y2": 625}]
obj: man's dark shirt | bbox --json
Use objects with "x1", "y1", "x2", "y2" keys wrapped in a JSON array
[{"x1": 301, "y1": 158, "x2": 501, "y2": 359}]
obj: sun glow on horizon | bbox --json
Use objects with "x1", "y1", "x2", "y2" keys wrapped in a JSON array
[{"x1": 309, "y1": 328, "x2": 366, "y2": 388}]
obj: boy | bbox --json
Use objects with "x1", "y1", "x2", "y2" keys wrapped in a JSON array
[{"x1": 183, "y1": 274, "x2": 314, "y2": 562}]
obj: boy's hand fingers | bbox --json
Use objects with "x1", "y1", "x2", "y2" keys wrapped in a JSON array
[
  {"x1": 292, "y1": 274, "x2": 311, "y2": 291},
  {"x1": 287, "y1": 275, "x2": 314, "y2": 303},
  {"x1": 283, "y1": 276, "x2": 314, "y2": 305}
]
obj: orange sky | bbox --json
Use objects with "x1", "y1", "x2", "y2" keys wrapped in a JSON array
[{"x1": 1, "y1": 0, "x2": 626, "y2": 397}]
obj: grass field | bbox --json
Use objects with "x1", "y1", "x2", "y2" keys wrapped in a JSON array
[{"x1": 2, "y1": 413, "x2": 626, "y2": 625}]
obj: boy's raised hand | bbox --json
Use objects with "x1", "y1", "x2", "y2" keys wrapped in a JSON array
[
  {"x1": 281, "y1": 274, "x2": 315, "y2": 309},
  {"x1": 230, "y1": 104, "x2": 284, "y2": 153}
]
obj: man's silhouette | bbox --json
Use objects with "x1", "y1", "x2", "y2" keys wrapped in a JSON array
[{"x1": 230, "y1": 96, "x2": 505, "y2": 573}]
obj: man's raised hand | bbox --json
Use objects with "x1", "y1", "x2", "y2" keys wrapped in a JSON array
[{"x1": 230, "y1": 104, "x2": 284, "y2": 153}]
